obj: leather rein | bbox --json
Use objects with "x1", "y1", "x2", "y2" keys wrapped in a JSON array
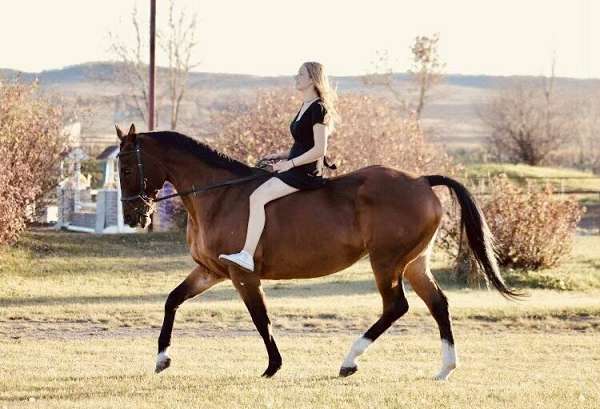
[{"x1": 117, "y1": 139, "x2": 272, "y2": 204}]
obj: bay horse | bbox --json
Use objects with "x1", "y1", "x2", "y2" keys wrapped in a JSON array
[{"x1": 115, "y1": 124, "x2": 520, "y2": 381}]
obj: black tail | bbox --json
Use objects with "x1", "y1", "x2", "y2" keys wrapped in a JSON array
[{"x1": 426, "y1": 175, "x2": 525, "y2": 300}]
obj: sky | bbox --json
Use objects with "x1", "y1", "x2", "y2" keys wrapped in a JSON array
[{"x1": 1, "y1": 0, "x2": 598, "y2": 78}]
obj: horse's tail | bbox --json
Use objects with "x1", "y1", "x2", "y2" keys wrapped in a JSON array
[{"x1": 425, "y1": 175, "x2": 525, "y2": 300}]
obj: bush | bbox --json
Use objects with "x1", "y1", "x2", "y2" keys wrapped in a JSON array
[
  {"x1": 0, "y1": 80, "x2": 66, "y2": 246},
  {"x1": 482, "y1": 175, "x2": 584, "y2": 270},
  {"x1": 211, "y1": 89, "x2": 457, "y2": 177}
]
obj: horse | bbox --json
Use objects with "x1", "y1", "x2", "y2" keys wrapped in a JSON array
[{"x1": 115, "y1": 124, "x2": 520, "y2": 380}]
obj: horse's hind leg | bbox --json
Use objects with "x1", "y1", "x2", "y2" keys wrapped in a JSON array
[
  {"x1": 405, "y1": 255, "x2": 457, "y2": 380},
  {"x1": 156, "y1": 264, "x2": 224, "y2": 373},
  {"x1": 339, "y1": 258, "x2": 409, "y2": 377},
  {"x1": 229, "y1": 269, "x2": 282, "y2": 378}
]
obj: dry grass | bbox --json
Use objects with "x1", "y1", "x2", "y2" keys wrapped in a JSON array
[
  {"x1": 2, "y1": 334, "x2": 599, "y2": 409},
  {"x1": 1, "y1": 229, "x2": 600, "y2": 408}
]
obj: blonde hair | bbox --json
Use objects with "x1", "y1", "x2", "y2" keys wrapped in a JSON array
[{"x1": 302, "y1": 61, "x2": 340, "y2": 132}]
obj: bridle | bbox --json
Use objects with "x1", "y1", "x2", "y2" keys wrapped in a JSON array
[
  {"x1": 116, "y1": 139, "x2": 271, "y2": 205},
  {"x1": 117, "y1": 139, "x2": 150, "y2": 203}
]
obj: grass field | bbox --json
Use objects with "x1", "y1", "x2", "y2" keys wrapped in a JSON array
[
  {"x1": 464, "y1": 163, "x2": 600, "y2": 193},
  {"x1": 464, "y1": 163, "x2": 600, "y2": 205},
  {"x1": 1, "y1": 229, "x2": 600, "y2": 408}
]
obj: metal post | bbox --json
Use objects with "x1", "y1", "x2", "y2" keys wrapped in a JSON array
[
  {"x1": 148, "y1": 0, "x2": 156, "y2": 131},
  {"x1": 147, "y1": 0, "x2": 157, "y2": 232}
]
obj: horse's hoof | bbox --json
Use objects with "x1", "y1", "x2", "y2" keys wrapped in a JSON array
[
  {"x1": 155, "y1": 353, "x2": 171, "y2": 374},
  {"x1": 434, "y1": 365, "x2": 456, "y2": 381},
  {"x1": 261, "y1": 361, "x2": 282, "y2": 378},
  {"x1": 339, "y1": 365, "x2": 358, "y2": 377}
]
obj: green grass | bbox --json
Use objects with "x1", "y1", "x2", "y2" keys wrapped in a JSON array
[
  {"x1": 464, "y1": 163, "x2": 600, "y2": 192},
  {"x1": 1, "y1": 229, "x2": 600, "y2": 408}
]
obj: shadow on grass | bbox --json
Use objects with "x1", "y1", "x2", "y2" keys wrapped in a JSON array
[
  {"x1": 2, "y1": 278, "x2": 384, "y2": 307},
  {"x1": 10, "y1": 258, "x2": 196, "y2": 277},
  {"x1": 15, "y1": 230, "x2": 190, "y2": 259},
  {"x1": 3, "y1": 266, "x2": 466, "y2": 308}
]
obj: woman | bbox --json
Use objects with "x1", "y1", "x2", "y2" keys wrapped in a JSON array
[{"x1": 218, "y1": 61, "x2": 339, "y2": 273}]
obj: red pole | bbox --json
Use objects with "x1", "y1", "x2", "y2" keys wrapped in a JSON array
[{"x1": 148, "y1": 0, "x2": 156, "y2": 131}]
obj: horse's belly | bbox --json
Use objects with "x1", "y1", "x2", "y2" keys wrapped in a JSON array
[
  {"x1": 260, "y1": 203, "x2": 365, "y2": 279},
  {"x1": 261, "y1": 247, "x2": 366, "y2": 280}
]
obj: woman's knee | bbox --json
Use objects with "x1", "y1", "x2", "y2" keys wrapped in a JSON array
[
  {"x1": 250, "y1": 188, "x2": 271, "y2": 206},
  {"x1": 250, "y1": 179, "x2": 278, "y2": 203}
]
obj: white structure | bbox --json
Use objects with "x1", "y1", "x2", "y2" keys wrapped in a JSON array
[{"x1": 56, "y1": 145, "x2": 136, "y2": 234}]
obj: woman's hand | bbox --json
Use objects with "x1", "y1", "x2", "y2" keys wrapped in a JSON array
[
  {"x1": 271, "y1": 159, "x2": 294, "y2": 173},
  {"x1": 262, "y1": 153, "x2": 278, "y2": 160},
  {"x1": 263, "y1": 151, "x2": 287, "y2": 161}
]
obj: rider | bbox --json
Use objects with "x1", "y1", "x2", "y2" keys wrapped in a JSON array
[{"x1": 218, "y1": 61, "x2": 339, "y2": 273}]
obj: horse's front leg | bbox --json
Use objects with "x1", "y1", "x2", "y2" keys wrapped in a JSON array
[
  {"x1": 155, "y1": 264, "x2": 224, "y2": 373},
  {"x1": 230, "y1": 269, "x2": 282, "y2": 377}
]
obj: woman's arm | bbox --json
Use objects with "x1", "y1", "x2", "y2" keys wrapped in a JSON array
[{"x1": 287, "y1": 123, "x2": 328, "y2": 166}]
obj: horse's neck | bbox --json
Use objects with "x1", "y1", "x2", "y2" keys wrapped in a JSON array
[{"x1": 156, "y1": 148, "x2": 242, "y2": 215}]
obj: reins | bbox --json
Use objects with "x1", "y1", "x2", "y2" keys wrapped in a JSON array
[
  {"x1": 153, "y1": 172, "x2": 271, "y2": 202},
  {"x1": 117, "y1": 139, "x2": 274, "y2": 203}
]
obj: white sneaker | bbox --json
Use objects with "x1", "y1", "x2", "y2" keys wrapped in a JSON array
[{"x1": 218, "y1": 250, "x2": 255, "y2": 272}]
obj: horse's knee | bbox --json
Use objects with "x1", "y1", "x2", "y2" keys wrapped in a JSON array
[
  {"x1": 389, "y1": 296, "x2": 409, "y2": 320},
  {"x1": 165, "y1": 288, "x2": 186, "y2": 313}
]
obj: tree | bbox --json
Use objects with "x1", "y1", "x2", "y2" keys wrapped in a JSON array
[
  {"x1": 479, "y1": 81, "x2": 570, "y2": 166},
  {"x1": 561, "y1": 92, "x2": 600, "y2": 173},
  {"x1": 409, "y1": 33, "x2": 444, "y2": 120},
  {"x1": 479, "y1": 55, "x2": 574, "y2": 166},
  {"x1": 109, "y1": 0, "x2": 199, "y2": 129},
  {"x1": 362, "y1": 33, "x2": 444, "y2": 121},
  {"x1": 211, "y1": 90, "x2": 458, "y2": 177},
  {"x1": 0, "y1": 80, "x2": 66, "y2": 245}
]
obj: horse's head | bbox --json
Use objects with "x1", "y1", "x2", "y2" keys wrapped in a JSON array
[{"x1": 116, "y1": 124, "x2": 166, "y2": 228}]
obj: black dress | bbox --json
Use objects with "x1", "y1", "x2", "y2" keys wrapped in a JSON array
[{"x1": 272, "y1": 99, "x2": 337, "y2": 190}]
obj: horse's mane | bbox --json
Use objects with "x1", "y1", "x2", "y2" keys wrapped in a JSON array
[{"x1": 142, "y1": 131, "x2": 256, "y2": 176}]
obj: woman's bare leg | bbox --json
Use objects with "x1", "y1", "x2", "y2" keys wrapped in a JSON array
[{"x1": 242, "y1": 177, "x2": 299, "y2": 256}]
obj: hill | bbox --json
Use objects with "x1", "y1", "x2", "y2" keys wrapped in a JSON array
[{"x1": 2, "y1": 62, "x2": 600, "y2": 152}]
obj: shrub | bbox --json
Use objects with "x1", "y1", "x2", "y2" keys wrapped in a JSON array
[
  {"x1": 0, "y1": 80, "x2": 66, "y2": 246},
  {"x1": 211, "y1": 89, "x2": 457, "y2": 177},
  {"x1": 482, "y1": 175, "x2": 584, "y2": 270}
]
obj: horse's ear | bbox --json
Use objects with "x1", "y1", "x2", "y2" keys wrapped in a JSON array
[
  {"x1": 128, "y1": 123, "x2": 136, "y2": 136},
  {"x1": 115, "y1": 124, "x2": 124, "y2": 141}
]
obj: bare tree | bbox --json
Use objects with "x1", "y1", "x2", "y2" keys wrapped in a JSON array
[
  {"x1": 362, "y1": 33, "x2": 444, "y2": 121},
  {"x1": 566, "y1": 94, "x2": 600, "y2": 173},
  {"x1": 409, "y1": 34, "x2": 444, "y2": 120},
  {"x1": 160, "y1": 1, "x2": 199, "y2": 129},
  {"x1": 479, "y1": 69, "x2": 571, "y2": 166},
  {"x1": 109, "y1": 4, "x2": 151, "y2": 124},
  {"x1": 109, "y1": 0, "x2": 199, "y2": 130}
]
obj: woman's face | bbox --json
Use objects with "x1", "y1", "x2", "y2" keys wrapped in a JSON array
[{"x1": 295, "y1": 64, "x2": 313, "y2": 91}]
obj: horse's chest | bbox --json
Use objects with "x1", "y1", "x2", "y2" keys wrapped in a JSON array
[
  {"x1": 186, "y1": 221, "x2": 229, "y2": 261},
  {"x1": 186, "y1": 222, "x2": 211, "y2": 260}
]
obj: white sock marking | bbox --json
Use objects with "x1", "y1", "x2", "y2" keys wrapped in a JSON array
[
  {"x1": 157, "y1": 348, "x2": 170, "y2": 365},
  {"x1": 435, "y1": 340, "x2": 457, "y2": 380},
  {"x1": 342, "y1": 337, "x2": 372, "y2": 368}
]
